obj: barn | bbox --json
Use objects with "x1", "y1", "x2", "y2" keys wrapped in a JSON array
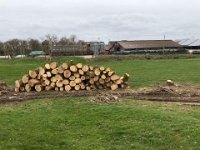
[
  {"x1": 52, "y1": 45, "x2": 93, "y2": 56},
  {"x1": 176, "y1": 39, "x2": 200, "y2": 54},
  {"x1": 108, "y1": 40, "x2": 184, "y2": 54}
]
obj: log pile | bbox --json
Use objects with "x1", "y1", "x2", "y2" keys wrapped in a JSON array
[{"x1": 15, "y1": 62, "x2": 129, "y2": 92}]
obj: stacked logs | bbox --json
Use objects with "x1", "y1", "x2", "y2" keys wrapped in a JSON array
[{"x1": 15, "y1": 62, "x2": 129, "y2": 92}]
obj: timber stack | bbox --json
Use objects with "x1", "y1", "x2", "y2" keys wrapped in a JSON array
[{"x1": 15, "y1": 62, "x2": 129, "y2": 92}]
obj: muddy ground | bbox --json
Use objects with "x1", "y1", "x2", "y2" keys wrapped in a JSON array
[{"x1": 1, "y1": 81, "x2": 200, "y2": 104}]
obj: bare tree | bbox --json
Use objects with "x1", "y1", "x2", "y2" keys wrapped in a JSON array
[
  {"x1": 29, "y1": 39, "x2": 42, "y2": 51},
  {"x1": 0, "y1": 41, "x2": 4, "y2": 55}
]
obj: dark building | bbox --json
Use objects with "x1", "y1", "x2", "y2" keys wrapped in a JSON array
[
  {"x1": 108, "y1": 40, "x2": 184, "y2": 54},
  {"x1": 51, "y1": 44, "x2": 93, "y2": 56}
]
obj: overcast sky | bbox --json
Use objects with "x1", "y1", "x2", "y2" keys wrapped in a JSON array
[{"x1": 0, "y1": 0, "x2": 200, "y2": 42}]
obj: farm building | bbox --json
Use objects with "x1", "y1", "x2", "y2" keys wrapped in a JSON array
[
  {"x1": 52, "y1": 45, "x2": 93, "y2": 56},
  {"x1": 176, "y1": 39, "x2": 200, "y2": 54},
  {"x1": 108, "y1": 40, "x2": 184, "y2": 54},
  {"x1": 52, "y1": 42, "x2": 105, "y2": 56}
]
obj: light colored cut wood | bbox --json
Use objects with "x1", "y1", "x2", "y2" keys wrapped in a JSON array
[
  {"x1": 45, "y1": 64, "x2": 50, "y2": 70},
  {"x1": 74, "y1": 85, "x2": 81, "y2": 91},
  {"x1": 69, "y1": 81, "x2": 76, "y2": 87},
  {"x1": 111, "y1": 74, "x2": 120, "y2": 81},
  {"x1": 111, "y1": 84, "x2": 118, "y2": 91},
  {"x1": 50, "y1": 62, "x2": 57, "y2": 69},
  {"x1": 29, "y1": 70, "x2": 37, "y2": 79},
  {"x1": 63, "y1": 70, "x2": 71, "y2": 78},
  {"x1": 70, "y1": 65, "x2": 77, "y2": 72},
  {"x1": 22, "y1": 75, "x2": 29, "y2": 84},
  {"x1": 82, "y1": 65, "x2": 89, "y2": 72},
  {"x1": 65, "y1": 85, "x2": 71, "y2": 92}
]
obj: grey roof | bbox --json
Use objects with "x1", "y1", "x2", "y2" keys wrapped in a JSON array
[
  {"x1": 117, "y1": 40, "x2": 181, "y2": 50},
  {"x1": 177, "y1": 39, "x2": 200, "y2": 46}
]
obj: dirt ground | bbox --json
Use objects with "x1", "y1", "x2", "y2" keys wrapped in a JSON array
[{"x1": 1, "y1": 81, "x2": 200, "y2": 104}]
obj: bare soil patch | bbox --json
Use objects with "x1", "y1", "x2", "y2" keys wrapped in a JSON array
[{"x1": 1, "y1": 81, "x2": 200, "y2": 104}]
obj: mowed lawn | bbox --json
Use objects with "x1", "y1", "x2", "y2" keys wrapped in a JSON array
[
  {"x1": 1, "y1": 57, "x2": 200, "y2": 87},
  {"x1": 1, "y1": 57, "x2": 200, "y2": 149},
  {"x1": 0, "y1": 98, "x2": 200, "y2": 150}
]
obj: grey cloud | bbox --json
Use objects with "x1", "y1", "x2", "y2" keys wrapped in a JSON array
[{"x1": 0, "y1": 0, "x2": 200, "y2": 42}]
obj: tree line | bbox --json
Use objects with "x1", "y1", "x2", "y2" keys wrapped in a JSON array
[{"x1": 0, "y1": 34, "x2": 85, "y2": 58}]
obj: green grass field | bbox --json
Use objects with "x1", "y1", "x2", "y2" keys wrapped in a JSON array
[
  {"x1": 1, "y1": 56, "x2": 200, "y2": 149},
  {"x1": 1, "y1": 57, "x2": 200, "y2": 87},
  {"x1": 1, "y1": 98, "x2": 200, "y2": 150}
]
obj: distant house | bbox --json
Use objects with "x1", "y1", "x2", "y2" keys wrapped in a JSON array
[
  {"x1": 176, "y1": 39, "x2": 200, "y2": 54},
  {"x1": 29, "y1": 51, "x2": 46, "y2": 57},
  {"x1": 109, "y1": 40, "x2": 184, "y2": 54}
]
